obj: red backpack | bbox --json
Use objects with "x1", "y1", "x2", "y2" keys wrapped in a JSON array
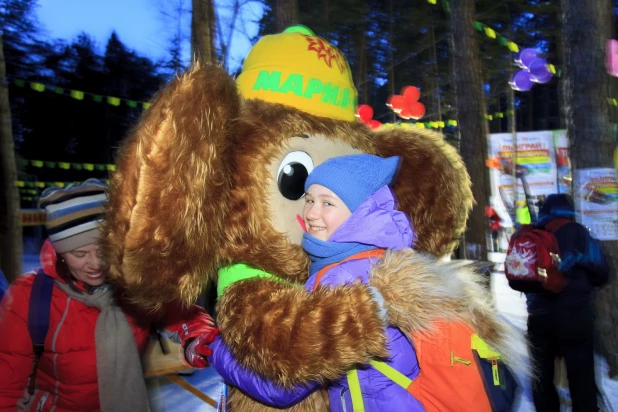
[{"x1": 505, "y1": 218, "x2": 570, "y2": 293}]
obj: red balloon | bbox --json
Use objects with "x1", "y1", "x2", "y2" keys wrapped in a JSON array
[
  {"x1": 368, "y1": 120, "x2": 382, "y2": 130},
  {"x1": 357, "y1": 104, "x2": 373, "y2": 122},
  {"x1": 388, "y1": 95, "x2": 405, "y2": 111},
  {"x1": 408, "y1": 102, "x2": 426, "y2": 119},
  {"x1": 402, "y1": 86, "x2": 420, "y2": 105},
  {"x1": 398, "y1": 109, "x2": 413, "y2": 120}
]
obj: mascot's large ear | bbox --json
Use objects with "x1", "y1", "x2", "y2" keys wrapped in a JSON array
[
  {"x1": 372, "y1": 128, "x2": 473, "y2": 257},
  {"x1": 101, "y1": 63, "x2": 239, "y2": 309}
]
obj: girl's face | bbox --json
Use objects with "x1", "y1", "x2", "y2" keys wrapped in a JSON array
[
  {"x1": 62, "y1": 243, "x2": 105, "y2": 287},
  {"x1": 302, "y1": 184, "x2": 352, "y2": 241}
]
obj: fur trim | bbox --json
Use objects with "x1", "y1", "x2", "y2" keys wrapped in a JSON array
[
  {"x1": 372, "y1": 128, "x2": 473, "y2": 257},
  {"x1": 369, "y1": 249, "x2": 529, "y2": 377},
  {"x1": 228, "y1": 387, "x2": 329, "y2": 412},
  {"x1": 101, "y1": 63, "x2": 239, "y2": 310},
  {"x1": 217, "y1": 278, "x2": 389, "y2": 387}
]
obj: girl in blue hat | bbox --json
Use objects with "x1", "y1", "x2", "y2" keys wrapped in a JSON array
[{"x1": 208, "y1": 154, "x2": 424, "y2": 412}]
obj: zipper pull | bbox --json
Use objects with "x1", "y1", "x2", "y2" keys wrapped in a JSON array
[
  {"x1": 450, "y1": 350, "x2": 471, "y2": 366},
  {"x1": 492, "y1": 360, "x2": 500, "y2": 385}
]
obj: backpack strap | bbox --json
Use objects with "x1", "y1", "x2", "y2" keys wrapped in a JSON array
[
  {"x1": 346, "y1": 360, "x2": 415, "y2": 411},
  {"x1": 544, "y1": 218, "x2": 571, "y2": 234},
  {"x1": 312, "y1": 249, "x2": 386, "y2": 291},
  {"x1": 27, "y1": 269, "x2": 54, "y2": 395}
]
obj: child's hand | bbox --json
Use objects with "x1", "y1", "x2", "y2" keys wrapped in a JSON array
[{"x1": 184, "y1": 328, "x2": 220, "y2": 368}]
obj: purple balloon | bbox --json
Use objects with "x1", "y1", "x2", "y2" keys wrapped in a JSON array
[
  {"x1": 516, "y1": 48, "x2": 539, "y2": 69},
  {"x1": 510, "y1": 70, "x2": 534, "y2": 91},
  {"x1": 529, "y1": 58, "x2": 553, "y2": 83}
]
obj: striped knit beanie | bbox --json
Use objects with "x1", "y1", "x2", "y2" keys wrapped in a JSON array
[{"x1": 39, "y1": 179, "x2": 108, "y2": 254}]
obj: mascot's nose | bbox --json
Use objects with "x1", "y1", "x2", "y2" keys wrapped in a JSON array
[{"x1": 296, "y1": 214, "x2": 307, "y2": 232}]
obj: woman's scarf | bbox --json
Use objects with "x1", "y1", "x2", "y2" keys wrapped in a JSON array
[{"x1": 54, "y1": 281, "x2": 150, "y2": 412}]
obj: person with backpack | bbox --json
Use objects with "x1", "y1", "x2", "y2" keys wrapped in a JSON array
[
  {"x1": 210, "y1": 154, "x2": 423, "y2": 411},
  {"x1": 515, "y1": 193, "x2": 609, "y2": 411},
  {"x1": 0, "y1": 179, "x2": 219, "y2": 412},
  {"x1": 207, "y1": 154, "x2": 518, "y2": 412}
]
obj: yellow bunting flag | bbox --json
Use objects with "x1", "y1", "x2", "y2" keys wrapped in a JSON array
[
  {"x1": 58, "y1": 162, "x2": 70, "y2": 170},
  {"x1": 484, "y1": 27, "x2": 496, "y2": 39},
  {"x1": 507, "y1": 42, "x2": 519, "y2": 53},
  {"x1": 31, "y1": 160, "x2": 44, "y2": 168},
  {"x1": 83, "y1": 163, "x2": 94, "y2": 171},
  {"x1": 106, "y1": 164, "x2": 116, "y2": 171},
  {"x1": 107, "y1": 97, "x2": 121, "y2": 106},
  {"x1": 143, "y1": 102, "x2": 151, "y2": 110},
  {"x1": 71, "y1": 90, "x2": 85, "y2": 100},
  {"x1": 31, "y1": 83, "x2": 45, "y2": 92}
]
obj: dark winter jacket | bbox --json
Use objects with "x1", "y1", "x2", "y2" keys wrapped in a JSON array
[{"x1": 526, "y1": 194, "x2": 609, "y2": 313}]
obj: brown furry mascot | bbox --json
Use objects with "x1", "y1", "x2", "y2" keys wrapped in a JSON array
[{"x1": 102, "y1": 26, "x2": 524, "y2": 411}]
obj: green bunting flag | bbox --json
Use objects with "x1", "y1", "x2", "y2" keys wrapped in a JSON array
[
  {"x1": 21, "y1": 159, "x2": 117, "y2": 171},
  {"x1": 12, "y1": 79, "x2": 151, "y2": 110},
  {"x1": 71, "y1": 90, "x2": 84, "y2": 100},
  {"x1": 31, "y1": 83, "x2": 45, "y2": 92}
]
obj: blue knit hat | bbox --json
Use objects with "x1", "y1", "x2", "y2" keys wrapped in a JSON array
[{"x1": 305, "y1": 154, "x2": 401, "y2": 212}]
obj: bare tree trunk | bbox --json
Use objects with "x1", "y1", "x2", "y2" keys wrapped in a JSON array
[
  {"x1": 191, "y1": 0, "x2": 217, "y2": 64},
  {"x1": 561, "y1": 0, "x2": 618, "y2": 377},
  {"x1": 0, "y1": 35, "x2": 23, "y2": 283},
  {"x1": 449, "y1": 0, "x2": 489, "y2": 261},
  {"x1": 275, "y1": 0, "x2": 299, "y2": 32}
]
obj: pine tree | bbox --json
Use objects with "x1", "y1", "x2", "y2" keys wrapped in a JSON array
[
  {"x1": 449, "y1": 0, "x2": 490, "y2": 260},
  {"x1": 561, "y1": 0, "x2": 618, "y2": 376}
]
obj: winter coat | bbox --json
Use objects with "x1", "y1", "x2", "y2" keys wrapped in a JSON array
[
  {"x1": 0, "y1": 240, "x2": 212, "y2": 412},
  {"x1": 210, "y1": 186, "x2": 424, "y2": 411},
  {"x1": 526, "y1": 194, "x2": 609, "y2": 313}
]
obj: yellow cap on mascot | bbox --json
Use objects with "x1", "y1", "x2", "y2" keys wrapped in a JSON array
[{"x1": 236, "y1": 25, "x2": 358, "y2": 122}]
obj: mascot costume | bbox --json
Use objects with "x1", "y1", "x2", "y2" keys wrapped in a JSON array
[{"x1": 102, "y1": 26, "x2": 524, "y2": 411}]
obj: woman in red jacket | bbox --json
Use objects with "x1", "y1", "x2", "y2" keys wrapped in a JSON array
[{"x1": 0, "y1": 179, "x2": 218, "y2": 412}]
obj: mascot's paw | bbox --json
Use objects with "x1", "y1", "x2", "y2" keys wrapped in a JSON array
[{"x1": 217, "y1": 277, "x2": 389, "y2": 387}]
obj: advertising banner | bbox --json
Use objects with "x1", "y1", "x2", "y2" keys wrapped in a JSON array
[
  {"x1": 488, "y1": 131, "x2": 558, "y2": 226},
  {"x1": 574, "y1": 168, "x2": 618, "y2": 240}
]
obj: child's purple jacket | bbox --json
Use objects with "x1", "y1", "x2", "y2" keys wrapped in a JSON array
[{"x1": 208, "y1": 186, "x2": 424, "y2": 411}]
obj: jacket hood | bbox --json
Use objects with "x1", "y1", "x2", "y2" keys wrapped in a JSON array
[
  {"x1": 40, "y1": 239, "x2": 63, "y2": 282},
  {"x1": 329, "y1": 186, "x2": 416, "y2": 250}
]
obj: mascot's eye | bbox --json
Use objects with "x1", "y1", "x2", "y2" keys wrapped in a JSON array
[{"x1": 277, "y1": 151, "x2": 314, "y2": 200}]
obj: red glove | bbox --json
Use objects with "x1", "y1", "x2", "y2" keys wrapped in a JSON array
[{"x1": 184, "y1": 328, "x2": 220, "y2": 368}]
